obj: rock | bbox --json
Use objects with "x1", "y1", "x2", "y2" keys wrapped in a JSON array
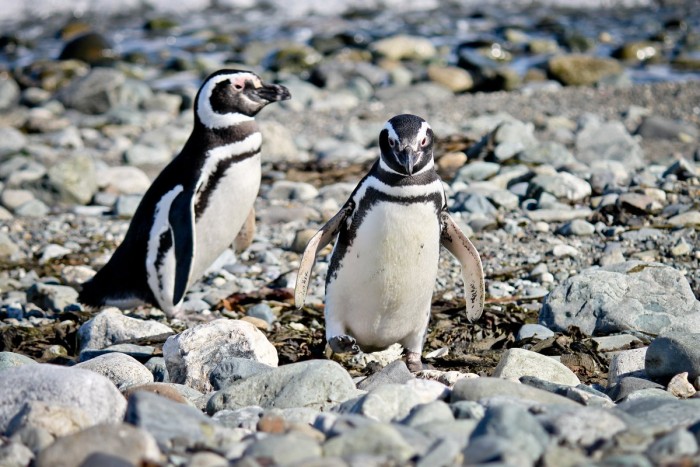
[
  {"x1": 557, "y1": 219, "x2": 595, "y2": 236},
  {"x1": 576, "y1": 118, "x2": 644, "y2": 169},
  {"x1": 466, "y1": 404, "x2": 549, "y2": 465},
  {"x1": 0, "y1": 439, "x2": 33, "y2": 467},
  {"x1": 58, "y1": 31, "x2": 113, "y2": 65},
  {"x1": 0, "y1": 127, "x2": 27, "y2": 158},
  {"x1": 645, "y1": 333, "x2": 700, "y2": 384},
  {"x1": 35, "y1": 423, "x2": 161, "y2": 467},
  {"x1": 0, "y1": 364, "x2": 126, "y2": 433},
  {"x1": 516, "y1": 324, "x2": 555, "y2": 341},
  {"x1": 592, "y1": 334, "x2": 643, "y2": 352},
  {"x1": 61, "y1": 265, "x2": 96, "y2": 288},
  {"x1": 75, "y1": 353, "x2": 154, "y2": 391},
  {"x1": 525, "y1": 207, "x2": 592, "y2": 222},
  {"x1": 267, "y1": 180, "x2": 318, "y2": 201},
  {"x1": 207, "y1": 360, "x2": 357, "y2": 414},
  {"x1": 607, "y1": 376, "x2": 664, "y2": 402},
  {"x1": 290, "y1": 228, "x2": 317, "y2": 254},
  {"x1": 323, "y1": 422, "x2": 417, "y2": 462},
  {"x1": 0, "y1": 351, "x2": 37, "y2": 371},
  {"x1": 144, "y1": 357, "x2": 169, "y2": 383},
  {"x1": 0, "y1": 233, "x2": 21, "y2": 261},
  {"x1": 528, "y1": 171, "x2": 591, "y2": 202},
  {"x1": 163, "y1": 319, "x2": 278, "y2": 392},
  {"x1": 548, "y1": 54, "x2": 623, "y2": 86},
  {"x1": 0, "y1": 189, "x2": 33, "y2": 211},
  {"x1": 451, "y1": 377, "x2": 578, "y2": 407},
  {"x1": 638, "y1": 115, "x2": 698, "y2": 142},
  {"x1": 125, "y1": 391, "x2": 233, "y2": 451},
  {"x1": 427, "y1": 65, "x2": 473, "y2": 92},
  {"x1": 667, "y1": 372, "x2": 697, "y2": 399},
  {"x1": 57, "y1": 68, "x2": 126, "y2": 114},
  {"x1": 258, "y1": 121, "x2": 302, "y2": 163},
  {"x1": 78, "y1": 307, "x2": 174, "y2": 351},
  {"x1": 247, "y1": 303, "x2": 276, "y2": 324},
  {"x1": 617, "y1": 398, "x2": 700, "y2": 432},
  {"x1": 98, "y1": 166, "x2": 151, "y2": 195},
  {"x1": 453, "y1": 161, "x2": 500, "y2": 182},
  {"x1": 15, "y1": 199, "x2": 49, "y2": 217},
  {"x1": 243, "y1": 433, "x2": 322, "y2": 465},
  {"x1": 518, "y1": 141, "x2": 577, "y2": 167},
  {"x1": 39, "y1": 243, "x2": 71, "y2": 264},
  {"x1": 540, "y1": 261, "x2": 700, "y2": 336},
  {"x1": 26, "y1": 282, "x2": 78, "y2": 313},
  {"x1": 401, "y1": 400, "x2": 455, "y2": 427},
  {"x1": 493, "y1": 348, "x2": 580, "y2": 386},
  {"x1": 5, "y1": 400, "x2": 93, "y2": 439},
  {"x1": 671, "y1": 238, "x2": 692, "y2": 257},
  {"x1": 0, "y1": 73, "x2": 20, "y2": 110},
  {"x1": 667, "y1": 210, "x2": 700, "y2": 227},
  {"x1": 608, "y1": 347, "x2": 649, "y2": 386},
  {"x1": 520, "y1": 377, "x2": 614, "y2": 408},
  {"x1": 114, "y1": 194, "x2": 143, "y2": 218},
  {"x1": 123, "y1": 143, "x2": 172, "y2": 167},
  {"x1": 122, "y1": 383, "x2": 190, "y2": 405},
  {"x1": 339, "y1": 383, "x2": 429, "y2": 423},
  {"x1": 371, "y1": 35, "x2": 436, "y2": 61},
  {"x1": 357, "y1": 360, "x2": 414, "y2": 392},
  {"x1": 212, "y1": 406, "x2": 263, "y2": 431},
  {"x1": 645, "y1": 428, "x2": 699, "y2": 465},
  {"x1": 663, "y1": 158, "x2": 698, "y2": 180},
  {"x1": 452, "y1": 192, "x2": 496, "y2": 215},
  {"x1": 536, "y1": 405, "x2": 627, "y2": 448},
  {"x1": 209, "y1": 357, "x2": 274, "y2": 390}
]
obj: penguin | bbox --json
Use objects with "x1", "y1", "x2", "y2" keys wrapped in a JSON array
[
  {"x1": 295, "y1": 114, "x2": 484, "y2": 372},
  {"x1": 79, "y1": 69, "x2": 290, "y2": 316}
]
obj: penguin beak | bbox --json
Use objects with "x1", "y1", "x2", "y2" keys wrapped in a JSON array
[
  {"x1": 399, "y1": 147, "x2": 416, "y2": 175},
  {"x1": 254, "y1": 83, "x2": 291, "y2": 103}
]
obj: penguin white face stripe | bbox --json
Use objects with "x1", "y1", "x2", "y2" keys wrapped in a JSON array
[
  {"x1": 413, "y1": 121, "x2": 431, "y2": 151},
  {"x1": 146, "y1": 185, "x2": 184, "y2": 309},
  {"x1": 383, "y1": 121, "x2": 400, "y2": 144},
  {"x1": 379, "y1": 157, "x2": 402, "y2": 175},
  {"x1": 197, "y1": 73, "x2": 257, "y2": 129}
]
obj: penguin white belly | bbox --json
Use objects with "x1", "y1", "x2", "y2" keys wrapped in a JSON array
[
  {"x1": 190, "y1": 154, "x2": 261, "y2": 284},
  {"x1": 325, "y1": 201, "x2": 440, "y2": 351}
]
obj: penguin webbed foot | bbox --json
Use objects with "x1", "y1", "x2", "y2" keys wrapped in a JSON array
[
  {"x1": 328, "y1": 335, "x2": 360, "y2": 354},
  {"x1": 404, "y1": 350, "x2": 425, "y2": 373}
]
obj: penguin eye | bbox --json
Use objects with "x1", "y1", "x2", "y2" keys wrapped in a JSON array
[
  {"x1": 233, "y1": 82, "x2": 244, "y2": 91},
  {"x1": 421, "y1": 137, "x2": 428, "y2": 147},
  {"x1": 388, "y1": 138, "x2": 395, "y2": 148}
]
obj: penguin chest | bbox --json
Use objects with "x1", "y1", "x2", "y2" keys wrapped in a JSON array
[
  {"x1": 326, "y1": 201, "x2": 441, "y2": 349},
  {"x1": 191, "y1": 154, "x2": 261, "y2": 282}
]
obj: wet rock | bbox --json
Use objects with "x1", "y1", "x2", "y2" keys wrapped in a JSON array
[
  {"x1": 207, "y1": 360, "x2": 357, "y2": 414},
  {"x1": 357, "y1": 360, "x2": 413, "y2": 392},
  {"x1": 26, "y1": 282, "x2": 79, "y2": 313},
  {"x1": 0, "y1": 351, "x2": 36, "y2": 371},
  {"x1": 645, "y1": 333, "x2": 700, "y2": 383},
  {"x1": 540, "y1": 261, "x2": 700, "y2": 336},
  {"x1": 451, "y1": 377, "x2": 578, "y2": 407},
  {"x1": 75, "y1": 352, "x2": 154, "y2": 391},
  {"x1": 608, "y1": 347, "x2": 649, "y2": 385},
  {"x1": 614, "y1": 41, "x2": 662, "y2": 62},
  {"x1": 371, "y1": 35, "x2": 436, "y2": 61},
  {"x1": 323, "y1": 422, "x2": 417, "y2": 462},
  {"x1": 0, "y1": 364, "x2": 126, "y2": 433},
  {"x1": 492, "y1": 348, "x2": 580, "y2": 386},
  {"x1": 209, "y1": 357, "x2": 274, "y2": 390},
  {"x1": 163, "y1": 319, "x2": 277, "y2": 392},
  {"x1": 548, "y1": 54, "x2": 624, "y2": 86},
  {"x1": 78, "y1": 307, "x2": 174, "y2": 351}
]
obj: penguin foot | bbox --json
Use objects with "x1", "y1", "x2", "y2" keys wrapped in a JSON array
[
  {"x1": 328, "y1": 335, "x2": 360, "y2": 354},
  {"x1": 405, "y1": 351, "x2": 424, "y2": 373}
]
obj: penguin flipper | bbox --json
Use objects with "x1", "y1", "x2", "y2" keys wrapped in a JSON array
[
  {"x1": 294, "y1": 205, "x2": 353, "y2": 309},
  {"x1": 440, "y1": 211, "x2": 485, "y2": 322},
  {"x1": 168, "y1": 190, "x2": 195, "y2": 306}
]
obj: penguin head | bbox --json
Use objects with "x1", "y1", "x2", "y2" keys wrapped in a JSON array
[
  {"x1": 379, "y1": 114, "x2": 434, "y2": 176},
  {"x1": 195, "y1": 69, "x2": 291, "y2": 129}
]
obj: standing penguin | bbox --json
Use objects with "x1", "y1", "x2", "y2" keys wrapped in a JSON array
[
  {"x1": 295, "y1": 114, "x2": 484, "y2": 371},
  {"x1": 79, "y1": 69, "x2": 290, "y2": 316}
]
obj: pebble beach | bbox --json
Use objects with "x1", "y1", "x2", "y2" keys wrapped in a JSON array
[{"x1": 1, "y1": 0, "x2": 700, "y2": 466}]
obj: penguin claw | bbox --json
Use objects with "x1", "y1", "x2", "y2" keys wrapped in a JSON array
[
  {"x1": 405, "y1": 351, "x2": 424, "y2": 373},
  {"x1": 328, "y1": 335, "x2": 360, "y2": 354}
]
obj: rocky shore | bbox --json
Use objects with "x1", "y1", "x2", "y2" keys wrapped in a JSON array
[{"x1": 1, "y1": 1, "x2": 700, "y2": 466}]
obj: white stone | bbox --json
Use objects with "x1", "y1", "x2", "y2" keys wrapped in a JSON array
[
  {"x1": 98, "y1": 166, "x2": 152, "y2": 195},
  {"x1": 492, "y1": 348, "x2": 581, "y2": 386},
  {"x1": 78, "y1": 308, "x2": 174, "y2": 352},
  {"x1": 75, "y1": 353, "x2": 154, "y2": 391},
  {"x1": 608, "y1": 347, "x2": 648, "y2": 386},
  {"x1": 163, "y1": 319, "x2": 278, "y2": 392}
]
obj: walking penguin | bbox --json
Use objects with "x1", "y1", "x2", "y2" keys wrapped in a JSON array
[
  {"x1": 79, "y1": 69, "x2": 290, "y2": 316},
  {"x1": 295, "y1": 114, "x2": 484, "y2": 371}
]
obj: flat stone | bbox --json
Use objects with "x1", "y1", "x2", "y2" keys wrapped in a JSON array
[
  {"x1": 338, "y1": 383, "x2": 429, "y2": 423},
  {"x1": 323, "y1": 422, "x2": 417, "y2": 462},
  {"x1": 121, "y1": 383, "x2": 190, "y2": 405},
  {"x1": 5, "y1": 400, "x2": 93, "y2": 438},
  {"x1": 493, "y1": 348, "x2": 580, "y2": 386},
  {"x1": 26, "y1": 282, "x2": 78, "y2": 313},
  {"x1": 540, "y1": 261, "x2": 700, "y2": 336},
  {"x1": 525, "y1": 207, "x2": 592, "y2": 222},
  {"x1": 207, "y1": 360, "x2": 357, "y2": 414},
  {"x1": 163, "y1": 319, "x2": 278, "y2": 392},
  {"x1": 78, "y1": 307, "x2": 173, "y2": 352},
  {"x1": 47, "y1": 153, "x2": 97, "y2": 205},
  {"x1": 243, "y1": 433, "x2": 322, "y2": 465},
  {"x1": 557, "y1": 219, "x2": 596, "y2": 236},
  {"x1": 451, "y1": 377, "x2": 578, "y2": 407},
  {"x1": 667, "y1": 210, "x2": 700, "y2": 227},
  {"x1": 528, "y1": 172, "x2": 591, "y2": 202},
  {"x1": 371, "y1": 34, "x2": 437, "y2": 61},
  {"x1": 34, "y1": 423, "x2": 161, "y2": 467},
  {"x1": 645, "y1": 333, "x2": 700, "y2": 384},
  {"x1": 519, "y1": 376, "x2": 614, "y2": 408},
  {"x1": 535, "y1": 405, "x2": 627, "y2": 448},
  {"x1": 79, "y1": 343, "x2": 157, "y2": 362},
  {"x1": 516, "y1": 324, "x2": 555, "y2": 341},
  {"x1": 0, "y1": 364, "x2": 126, "y2": 433},
  {"x1": 75, "y1": 352, "x2": 154, "y2": 391},
  {"x1": 617, "y1": 398, "x2": 700, "y2": 432},
  {"x1": 592, "y1": 334, "x2": 644, "y2": 352},
  {"x1": 209, "y1": 357, "x2": 274, "y2": 390},
  {"x1": 357, "y1": 360, "x2": 414, "y2": 392},
  {"x1": 607, "y1": 376, "x2": 665, "y2": 402}
]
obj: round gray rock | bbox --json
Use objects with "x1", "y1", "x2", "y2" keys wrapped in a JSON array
[
  {"x1": 645, "y1": 333, "x2": 700, "y2": 383},
  {"x1": 75, "y1": 352, "x2": 154, "y2": 391},
  {"x1": 492, "y1": 348, "x2": 580, "y2": 386},
  {"x1": 78, "y1": 307, "x2": 173, "y2": 352}
]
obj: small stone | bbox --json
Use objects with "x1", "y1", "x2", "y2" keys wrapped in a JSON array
[
  {"x1": 638, "y1": 115, "x2": 699, "y2": 142},
  {"x1": 163, "y1": 319, "x2": 278, "y2": 392},
  {"x1": 75, "y1": 352, "x2": 154, "y2": 391},
  {"x1": 98, "y1": 166, "x2": 151, "y2": 195},
  {"x1": 209, "y1": 357, "x2": 274, "y2": 390},
  {"x1": 493, "y1": 348, "x2": 580, "y2": 386},
  {"x1": 339, "y1": 383, "x2": 428, "y2": 423},
  {"x1": 667, "y1": 372, "x2": 697, "y2": 399},
  {"x1": 15, "y1": 199, "x2": 49, "y2": 217},
  {"x1": 516, "y1": 324, "x2": 555, "y2": 341},
  {"x1": 290, "y1": 228, "x2": 316, "y2": 254},
  {"x1": 646, "y1": 333, "x2": 700, "y2": 384},
  {"x1": 39, "y1": 243, "x2": 71, "y2": 264},
  {"x1": 78, "y1": 307, "x2": 173, "y2": 352},
  {"x1": 592, "y1": 334, "x2": 643, "y2": 352},
  {"x1": 671, "y1": 238, "x2": 692, "y2": 257},
  {"x1": 528, "y1": 171, "x2": 591, "y2": 202},
  {"x1": 244, "y1": 433, "x2": 322, "y2": 465},
  {"x1": 114, "y1": 194, "x2": 143, "y2": 218},
  {"x1": 57, "y1": 68, "x2": 125, "y2": 114},
  {"x1": 607, "y1": 376, "x2": 664, "y2": 402},
  {"x1": 427, "y1": 65, "x2": 473, "y2": 92},
  {"x1": 26, "y1": 282, "x2": 79, "y2": 313},
  {"x1": 609, "y1": 347, "x2": 649, "y2": 386},
  {"x1": 548, "y1": 54, "x2": 623, "y2": 86},
  {"x1": 645, "y1": 428, "x2": 699, "y2": 465},
  {"x1": 451, "y1": 377, "x2": 578, "y2": 407},
  {"x1": 557, "y1": 219, "x2": 595, "y2": 236},
  {"x1": 267, "y1": 180, "x2": 318, "y2": 201},
  {"x1": 0, "y1": 127, "x2": 27, "y2": 158},
  {"x1": 536, "y1": 405, "x2": 627, "y2": 448},
  {"x1": 323, "y1": 422, "x2": 417, "y2": 462},
  {"x1": 552, "y1": 244, "x2": 579, "y2": 257},
  {"x1": 667, "y1": 210, "x2": 700, "y2": 227},
  {"x1": 61, "y1": 265, "x2": 96, "y2": 288},
  {"x1": 121, "y1": 383, "x2": 189, "y2": 405},
  {"x1": 371, "y1": 35, "x2": 437, "y2": 61},
  {"x1": 1, "y1": 189, "x2": 34, "y2": 211},
  {"x1": 0, "y1": 440, "x2": 33, "y2": 467},
  {"x1": 357, "y1": 360, "x2": 414, "y2": 392},
  {"x1": 124, "y1": 143, "x2": 172, "y2": 167},
  {"x1": 0, "y1": 73, "x2": 21, "y2": 111},
  {"x1": 576, "y1": 118, "x2": 644, "y2": 169},
  {"x1": 144, "y1": 357, "x2": 169, "y2": 383}
]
